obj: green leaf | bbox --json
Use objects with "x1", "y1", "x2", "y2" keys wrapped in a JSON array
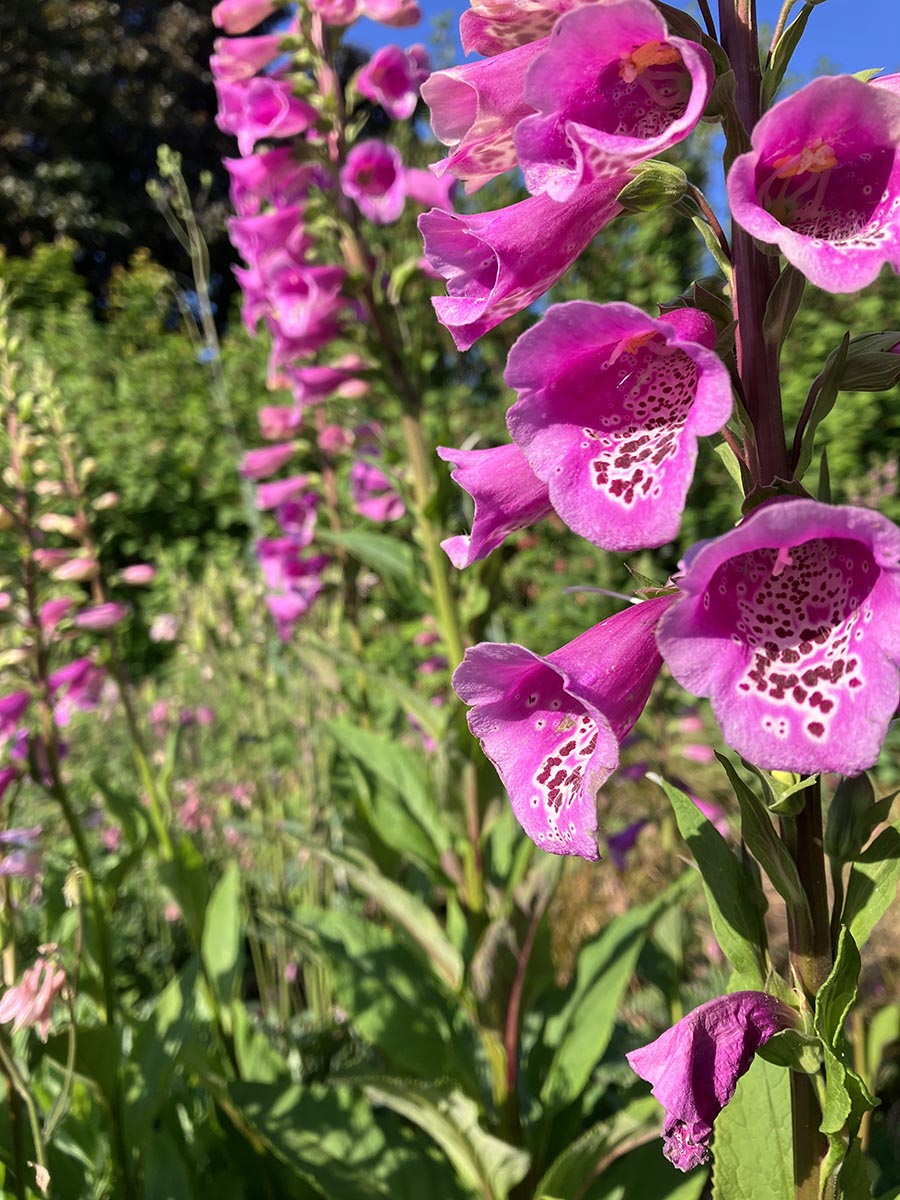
[
  {"x1": 581, "y1": 1139, "x2": 707, "y2": 1200},
  {"x1": 762, "y1": 3, "x2": 814, "y2": 108},
  {"x1": 310, "y1": 847, "x2": 464, "y2": 992},
  {"x1": 714, "y1": 441, "x2": 745, "y2": 491},
  {"x1": 539, "y1": 872, "x2": 696, "y2": 1112},
  {"x1": 201, "y1": 862, "x2": 243, "y2": 1007},
  {"x1": 716, "y1": 754, "x2": 812, "y2": 939},
  {"x1": 535, "y1": 1097, "x2": 660, "y2": 1200},
  {"x1": 712, "y1": 1054, "x2": 792, "y2": 1200},
  {"x1": 660, "y1": 777, "x2": 768, "y2": 988},
  {"x1": 361, "y1": 1077, "x2": 529, "y2": 1200},
  {"x1": 818, "y1": 445, "x2": 832, "y2": 503},
  {"x1": 815, "y1": 925, "x2": 861, "y2": 1051},
  {"x1": 315, "y1": 528, "x2": 416, "y2": 589},
  {"x1": 843, "y1": 822, "x2": 900, "y2": 949},
  {"x1": 795, "y1": 332, "x2": 851, "y2": 479},
  {"x1": 158, "y1": 834, "x2": 210, "y2": 944},
  {"x1": 763, "y1": 264, "x2": 806, "y2": 346}
]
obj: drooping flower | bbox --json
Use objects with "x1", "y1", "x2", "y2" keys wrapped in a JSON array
[
  {"x1": 309, "y1": 0, "x2": 360, "y2": 24},
  {"x1": 727, "y1": 74, "x2": 900, "y2": 292},
  {"x1": 627, "y1": 992, "x2": 795, "y2": 1170},
  {"x1": 72, "y1": 603, "x2": 130, "y2": 632},
  {"x1": 403, "y1": 169, "x2": 456, "y2": 211},
  {"x1": 340, "y1": 140, "x2": 407, "y2": 224},
  {"x1": 453, "y1": 596, "x2": 674, "y2": 858},
  {"x1": 212, "y1": 0, "x2": 279, "y2": 34},
  {"x1": 606, "y1": 818, "x2": 648, "y2": 869},
  {"x1": 419, "y1": 175, "x2": 625, "y2": 350},
  {"x1": 286, "y1": 358, "x2": 370, "y2": 406},
  {"x1": 258, "y1": 405, "x2": 303, "y2": 440},
  {"x1": 459, "y1": 0, "x2": 582, "y2": 57},
  {"x1": 215, "y1": 77, "x2": 319, "y2": 158},
  {"x1": 657, "y1": 499, "x2": 900, "y2": 774},
  {"x1": 421, "y1": 39, "x2": 547, "y2": 191},
  {"x1": 240, "y1": 443, "x2": 295, "y2": 480},
  {"x1": 357, "y1": 44, "x2": 430, "y2": 121},
  {"x1": 256, "y1": 475, "x2": 311, "y2": 511},
  {"x1": 210, "y1": 25, "x2": 296, "y2": 83},
  {"x1": 350, "y1": 459, "x2": 406, "y2": 522},
  {"x1": 0, "y1": 952, "x2": 66, "y2": 1041},
  {"x1": 0, "y1": 692, "x2": 30, "y2": 745},
  {"x1": 520, "y1": 1, "x2": 712, "y2": 201},
  {"x1": 436, "y1": 443, "x2": 552, "y2": 567},
  {"x1": 266, "y1": 262, "x2": 347, "y2": 343},
  {"x1": 362, "y1": 0, "x2": 421, "y2": 24},
  {"x1": 119, "y1": 564, "x2": 157, "y2": 586},
  {"x1": 48, "y1": 658, "x2": 106, "y2": 726},
  {"x1": 504, "y1": 302, "x2": 731, "y2": 551},
  {"x1": 223, "y1": 150, "x2": 323, "y2": 217}
]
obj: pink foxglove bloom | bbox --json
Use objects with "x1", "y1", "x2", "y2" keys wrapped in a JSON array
[
  {"x1": 453, "y1": 596, "x2": 674, "y2": 858},
  {"x1": 210, "y1": 26, "x2": 296, "y2": 83},
  {"x1": 33, "y1": 548, "x2": 72, "y2": 572},
  {"x1": 606, "y1": 818, "x2": 648, "y2": 869},
  {"x1": 657, "y1": 500, "x2": 900, "y2": 774},
  {"x1": 72, "y1": 603, "x2": 130, "y2": 632},
  {"x1": 318, "y1": 424, "x2": 354, "y2": 456},
  {"x1": 215, "y1": 77, "x2": 318, "y2": 158},
  {"x1": 266, "y1": 262, "x2": 347, "y2": 343},
  {"x1": 309, "y1": 0, "x2": 360, "y2": 25},
  {"x1": 0, "y1": 692, "x2": 30, "y2": 744},
  {"x1": 340, "y1": 140, "x2": 407, "y2": 225},
  {"x1": 39, "y1": 598, "x2": 73, "y2": 631},
  {"x1": 48, "y1": 659, "x2": 106, "y2": 726},
  {"x1": 275, "y1": 494, "x2": 319, "y2": 542},
  {"x1": 259, "y1": 405, "x2": 303, "y2": 440},
  {"x1": 0, "y1": 953, "x2": 66, "y2": 1041},
  {"x1": 119, "y1": 564, "x2": 157, "y2": 586},
  {"x1": 357, "y1": 44, "x2": 429, "y2": 121},
  {"x1": 0, "y1": 768, "x2": 19, "y2": 802},
  {"x1": 727, "y1": 75, "x2": 900, "y2": 292},
  {"x1": 286, "y1": 359, "x2": 369, "y2": 405},
  {"x1": 224, "y1": 150, "x2": 322, "y2": 217},
  {"x1": 459, "y1": 0, "x2": 580, "y2": 56},
  {"x1": 52, "y1": 556, "x2": 98, "y2": 582},
  {"x1": 240, "y1": 443, "x2": 295, "y2": 480},
  {"x1": 504, "y1": 302, "x2": 732, "y2": 551},
  {"x1": 256, "y1": 475, "x2": 310, "y2": 510},
  {"x1": 419, "y1": 176, "x2": 625, "y2": 350},
  {"x1": 403, "y1": 169, "x2": 455, "y2": 211},
  {"x1": 515, "y1": 0, "x2": 713, "y2": 201},
  {"x1": 350, "y1": 460, "x2": 406, "y2": 522},
  {"x1": 627, "y1": 992, "x2": 795, "y2": 1170},
  {"x1": 361, "y1": 0, "x2": 422, "y2": 26},
  {"x1": 212, "y1": 0, "x2": 279, "y2": 33},
  {"x1": 422, "y1": 40, "x2": 546, "y2": 192},
  {"x1": 436, "y1": 443, "x2": 552, "y2": 567},
  {"x1": 227, "y1": 207, "x2": 311, "y2": 273}
]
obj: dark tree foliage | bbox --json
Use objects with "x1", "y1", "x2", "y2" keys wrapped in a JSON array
[{"x1": 0, "y1": 0, "x2": 235, "y2": 297}]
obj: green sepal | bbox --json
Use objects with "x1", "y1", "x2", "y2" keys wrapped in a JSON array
[
  {"x1": 615, "y1": 161, "x2": 688, "y2": 213},
  {"x1": 758, "y1": 1028, "x2": 823, "y2": 1075}
]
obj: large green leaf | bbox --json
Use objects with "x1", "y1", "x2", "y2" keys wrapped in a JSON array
[
  {"x1": 843, "y1": 823, "x2": 900, "y2": 950},
  {"x1": 158, "y1": 834, "x2": 210, "y2": 944},
  {"x1": 201, "y1": 862, "x2": 243, "y2": 1007},
  {"x1": 361, "y1": 1077, "x2": 529, "y2": 1200},
  {"x1": 661, "y1": 778, "x2": 768, "y2": 988},
  {"x1": 311, "y1": 847, "x2": 463, "y2": 992},
  {"x1": 536, "y1": 1097, "x2": 660, "y2": 1200},
  {"x1": 539, "y1": 873, "x2": 696, "y2": 1113},
  {"x1": 315, "y1": 528, "x2": 417, "y2": 589},
  {"x1": 582, "y1": 1139, "x2": 707, "y2": 1200},
  {"x1": 712, "y1": 1054, "x2": 792, "y2": 1200}
]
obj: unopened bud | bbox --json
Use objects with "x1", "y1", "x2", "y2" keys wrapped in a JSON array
[
  {"x1": 616, "y1": 161, "x2": 688, "y2": 213},
  {"x1": 34, "y1": 480, "x2": 66, "y2": 497},
  {"x1": 840, "y1": 331, "x2": 900, "y2": 391},
  {"x1": 93, "y1": 491, "x2": 119, "y2": 510},
  {"x1": 51, "y1": 556, "x2": 98, "y2": 582},
  {"x1": 36, "y1": 513, "x2": 79, "y2": 538}
]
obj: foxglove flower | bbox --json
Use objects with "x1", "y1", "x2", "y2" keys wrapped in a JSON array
[
  {"x1": 657, "y1": 499, "x2": 900, "y2": 774},
  {"x1": 627, "y1": 992, "x2": 794, "y2": 1170},
  {"x1": 212, "y1": 0, "x2": 279, "y2": 34},
  {"x1": 0, "y1": 692, "x2": 30, "y2": 744},
  {"x1": 357, "y1": 44, "x2": 429, "y2": 121},
  {"x1": 215, "y1": 77, "x2": 318, "y2": 158},
  {"x1": 259, "y1": 405, "x2": 303, "y2": 440},
  {"x1": 119, "y1": 565, "x2": 157, "y2": 586},
  {"x1": 727, "y1": 75, "x2": 900, "y2": 292},
  {"x1": 210, "y1": 25, "x2": 296, "y2": 83},
  {"x1": 421, "y1": 39, "x2": 547, "y2": 191},
  {"x1": 460, "y1": 0, "x2": 582, "y2": 57},
  {"x1": 419, "y1": 176, "x2": 625, "y2": 350},
  {"x1": 453, "y1": 596, "x2": 674, "y2": 858},
  {"x1": 340, "y1": 140, "x2": 406, "y2": 225},
  {"x1": 515, "y1": 0, "x2": 714, "y2": 201},
  {"x1": 362, "y1": 0, "x2": 422, "y2": 25},
  {"x1": 350, "y1": 459, "x2": 406, "y2": 522},
  {"x1": 436, "y1": 443, "x2": 552, "y2": 567},
  {"x1": 224, "y1": 150, "x2": 322, "y2": 216},
  {"x1": 48, "y1": 659, "x2": 106, "y2": 727},
  {"x1": 240, "y1": 443, "x2": 295, "y2": 480},
  {"x1": 72, "y1": 603, "x2": 130, "y2": 632},
  {"x1": 256, "y1": 475, "x2": 310, "y2": 510},
  {"x1": 266, "y1": 262, "x2": 347, "y2": 342},
  {"x1": 286, "y1": 358, "x2": 370, "y2": 405},
  {"x1": 404, "y1": 169, "x2": 456, "y2": 211},
  {"x1": 505, "y1": 302, "x2": 731, "y2": 551}
]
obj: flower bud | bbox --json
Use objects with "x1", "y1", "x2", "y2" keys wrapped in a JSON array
[
  {"x1": 51, "y1": 557, "x2": 98, "y2": 582},
  {"x1": 616, "y1": 161, "x2": 688, "y2": 213},
  {"x1": 92, "y1": 490, "x2": 118, "y2": 509},
  {"x1": 36, "y1": 513, "x2": 80, "y2": 538},
  {"x1": 839, "y1": 332, "x2": 900, "y2": 391},
  {"x1": 0, "y1": 505, "x2": 14, "y2": 532}
]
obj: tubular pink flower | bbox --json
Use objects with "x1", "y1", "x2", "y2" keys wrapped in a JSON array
[
  {"x1": 657, "y1": 500, "x2": 900, "y2": 774},
  {"x1": 403, "y1": 169, "x2": 455, "y2": 211},
  {"x1": 627, "y1": 992, "x2": 795, "y2": 1171},
  {"x1": 256, "y1": 474, "x2": 310, "y2": 510},
  {"x1": 0, "y1": 692, "x2": 30, "y2": 744},
  {"x1": 52, "y1": 557, "x2": 98, "y2": 582},
  {"x1": 215, "y1": 77, "x2": 318, "y2": 157},
  {"x1": 72, "y1": 603, "x2": 130, "y2": 632},
  {"x1": 350, "y1": 458, "x2": 406, "y2": 522},
  {"x1": 459, "y1": 0, "x2": 585, "y2": 57},
  {"x1": 240, "y1": 443, "x2": 295, "y2": 480},
  {"x1": 258, "y1": 404, "x2": 303, "y2": 440},
  {"x1": 418, "y1": 175, "x2": 625, "y2": 350},
  {"x1": 48, "y1": 658, "x2": 106, "y2": 726},
  {"x1": 505, "y1": 303, "x2": 731, "y2": 551},
  {"x1": 361, "y1": 0, "x2": 422, "y2": 26},
  {"x1": 727, "y1": 75, "x2": 900, "y2": 292},
  {"x1": 421, "y1": 39, "x2": 546, "y2": 192},
  {"x1": 212, "y1": 0, "x2": 279, "y2": 34},
  {"x1": 227, "y1": 206, "x2": 311, "y2": 271},
  {"x1": 284, "y1": 358, "x2": 369, "y2": 405},
  {"x1": 515, "y1": 0, "x2": 714, "y2": 201},
  {"x1": 210, "y1": 26, "x2": 296, "y2": 83},
  {"x1": 340, "y1": 140, "x2": 407, "y2": 225},
  {"x1": 119, "y1": 564, "x2": 157, "y2": 586},
  {"x1": 436, "y1": 443, "x2": 552, "y2": 567},
  {"x1": 453, "y1": 596, "x2": 674, "y2": 858},
  {"x1": 309, "y1": 0, "x2": 360, "y2": 25},
  {"x1": 266, "y1": 262, "x2": 347, "y2": 342},
  {"x1": 357, "y1": 44, "x2": 429, "y2": 121}
]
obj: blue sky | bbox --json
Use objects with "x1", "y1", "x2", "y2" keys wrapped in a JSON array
[{"x1": 351, "y1": 0, "x2": 900, "y2": 78}]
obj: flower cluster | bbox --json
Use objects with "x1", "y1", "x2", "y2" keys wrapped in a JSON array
[{"x1": 212, "y1": 0, "x2": 446, "y2": 637}]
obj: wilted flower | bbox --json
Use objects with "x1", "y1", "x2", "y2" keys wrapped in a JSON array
[
  {"x1": 657, "y1": 499, "x2": 900, "y2": 774},
  {"x1": 627, "y1": 992, "x2": 795, "y2": 1170},
  {"x1": 453, "y1": 597, "x2": 674, "y2": 858}
]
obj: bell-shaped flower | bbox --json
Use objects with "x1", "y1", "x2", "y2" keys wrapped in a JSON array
[
  {"x1": 309, "y1": 0, "x2": 360, "y2": 24},
  {"x1": 627, "y1": 992, "x2": 795, "y2": 1171},
  {"x1": 212, "y1": 0, "x2": 279, "y2": 34},
  {"x1": 453, "y1": 596, "x2": 674, "y2": 858},
  {"x1": 258, "y1": 404, "x2": 303, "y2": 440},
  {"x1": 404, "y1": 169, "x2": 455, "y2": 211},
  {"x1": 39, "y1": 598, "x2": 74, "y2": 632},
  {"x1": 421, "y1": 39, "x2": 546, "y2": 192},
  {"x1": 436, "y1": 443, "x2": 552, "y2": 567},
  {"x1": 119, "y1": 565, "x2": 157, "y2": 586},
  {"x1": 215, "y1": 77, "x2": 318, "y2": 157},
  {"x1": 340, "y1": 140, "x2": 407, "y2": 224},
  {"x1": 459, "y1": 0, "x2": 584, "y2": 57},
  {"x1": 0, "y1": 692, "x2": 30, "y2": 746},
  {"x1": 657, "y1": 499, "x2": 900, "y2": 774},
  {"x1": 256, "y1": 475, "x2": 310, "y2": 511},
  {"x1": 266, "y1": 262, "x2": 347, "y2": 342},
  {"x1": 515, "y1": 0, "x2": 713, "y2": 201},
  {"x1": 240, "y1": 443, "x2": 295, "y2": 480},
  {"x1": 505, "y1": 302, "x2": 731, "y2": 551},
  {"x1": 224, "y1": 150, "x2": 323, "y2": 216},
  {"x1": 285, "y1": 359, "x2": 369, "y2": 406},
  {"x1": 357, "y1": 44, "x2": 429, "y2": 120},
  {"x1": 727, "y1": 75, "x2": 900, "y2": 293},
  {"x1": 210, "y1": 24, "x2": 297, "y2": 83},
  {"x1": 48, "y1": 658, "x2": 106, "y2": 726},
  {"x1": 227, "y1": 206, "x2": 311, "y2": 271},
  {"x1": 72, "y1": 603, "x2": 130, "y2": 632},
  {"x1": 418, "y1": 174, "x2": 625, "y2": 350},
  {"x1": 361, "y1": 0, "x2": 422, "y2": 26}
]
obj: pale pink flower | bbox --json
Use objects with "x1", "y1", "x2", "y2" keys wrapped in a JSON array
[{"x1": 0, "y1": 953, "x2": 66, "y2": 1041}]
